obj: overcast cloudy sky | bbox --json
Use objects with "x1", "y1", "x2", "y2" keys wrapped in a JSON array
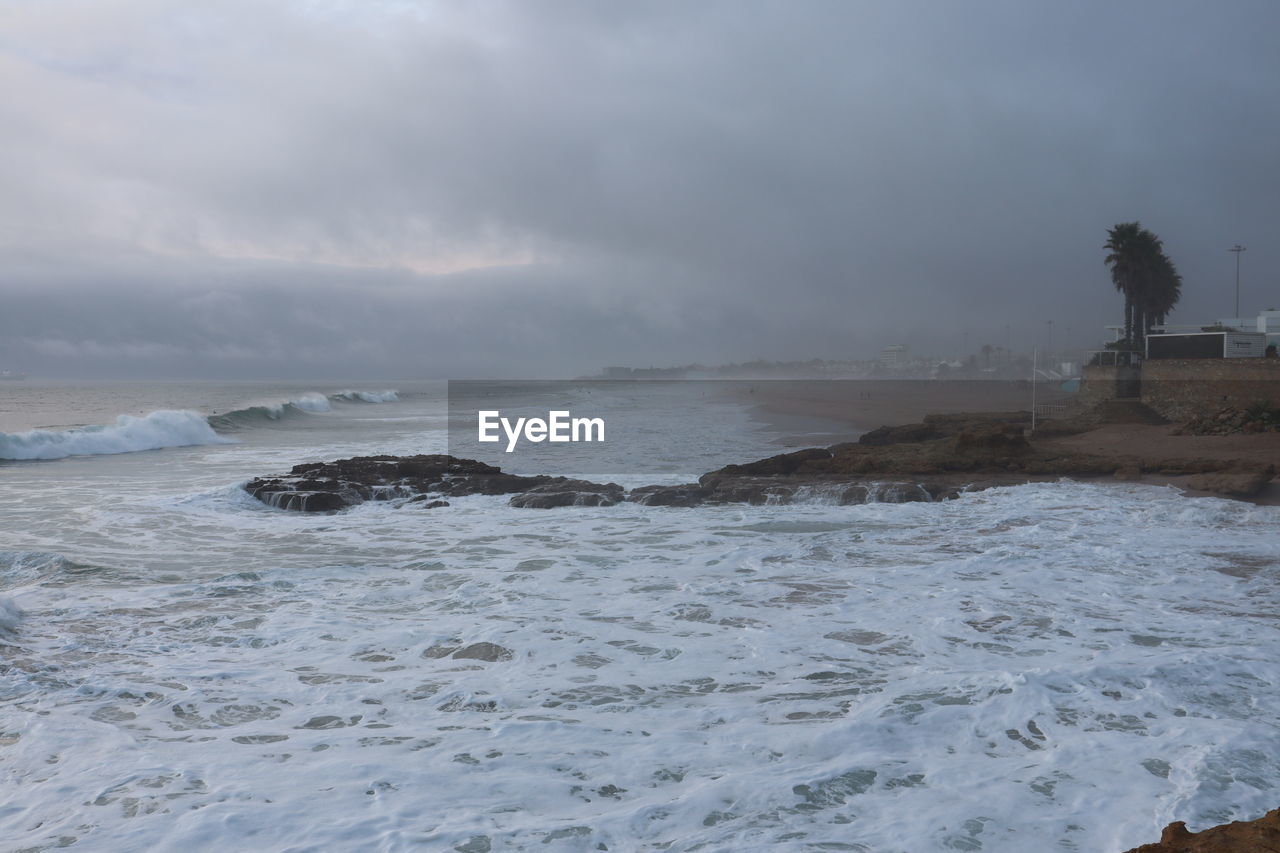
[{"x1": 1, "y1": 0, "x2": 1277, "y2": 378}]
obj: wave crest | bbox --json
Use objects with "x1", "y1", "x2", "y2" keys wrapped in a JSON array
[
  {"x1": 209, "y1": 389, "x2": 397, "y2": 430},
  {"x1": 0, "y1": 410, "x2": 237, "y2": 461},
  {"x1": 334, "y1": 389, "x2": 399, "y2": 403}
]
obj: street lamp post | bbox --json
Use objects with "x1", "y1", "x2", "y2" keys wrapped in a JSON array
[{"x1": 1230, "y1": 244, "x2": 1247, "y2": 319}]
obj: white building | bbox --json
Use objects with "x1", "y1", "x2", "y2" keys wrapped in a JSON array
[{"x1": 878, "y1": 344, "x2": 908, "y2": 367}]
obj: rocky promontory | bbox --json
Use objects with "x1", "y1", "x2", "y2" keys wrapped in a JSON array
[
  {"x1": 1122, "y1": 807, "x2": 1280, "y2": 852},
  {"x1": 244, "y1": 410, "x2": 1274, "y2": 511}
]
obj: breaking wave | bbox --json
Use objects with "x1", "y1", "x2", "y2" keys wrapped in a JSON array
[
  {"x1": 208, "y1": 390, "x2": 398, "y2": 429},
  {"x1": 1, "y1": 390, "x2": 402, "y2": 459},
  {"x1": 333, "y1": 389, "x2": 398, "y2": 403},
  {"x1": 0, "y1": 411, "x2": 237, "y2": 461}
]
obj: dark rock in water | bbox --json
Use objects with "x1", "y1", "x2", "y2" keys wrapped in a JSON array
[
  {"x1": 264, "y1": 491, "x2": 348, "y2": 512},
  {"x1": 452, "y1": 642, "x2": 514, "y2": 662},
  {"x1": 246, "y1": 454, "x2": 554, "y2": 511},
  {"x1": 408, "y1": 497, "x2": 451, "y2": 508},
  {"x1": 870, "y1": 482, "x2": 934, "y2": 503},
  {"x1": 704, "y1": 477, "x2": 798, "y2": 505},
  {"x1": 629, "y1": 477, "x2": 956, "y2": 507},
  {"x1": 508, "y1": 480, "x2": 624, "y2": 508},
  {"x1": 422, "y1": 641, "x2": 515, "y2": 662},
  {"x1": 628, "y1": 484, "x2": 711, "y2": 507},
  {"x1": 835, "y1": 483, "x2": 871, "y2": 504},
  {"x1": 699, "y1": 447, "x2": 833, "y2": 484}
]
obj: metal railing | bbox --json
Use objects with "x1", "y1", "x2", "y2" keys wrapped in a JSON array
[
  {"x1": 1034, "y1": 402, "x2": 1067, "y2": 420},
  {"x1": 1084, "y1": 349, "x2": 1142, "y2": 367}
]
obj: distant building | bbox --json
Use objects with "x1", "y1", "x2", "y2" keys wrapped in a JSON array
[
  {"x1": 878, "y1": 344, "x2": 908, "y2": 367},
  {"x1": 1147, "y1": 332, "x2": 1266, "y2": 359}
]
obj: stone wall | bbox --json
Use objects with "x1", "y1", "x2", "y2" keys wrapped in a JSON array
[
  {"x1": 1080, "y1": 364, "x2": 1142, "y2": 404},
  {"x1": 1140, "y1": 358, "x2": 1280, "y2": 420}
]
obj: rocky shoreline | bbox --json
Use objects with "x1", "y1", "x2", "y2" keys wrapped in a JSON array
[
  {"x1": 1122, "y1": 807, "x2": 1280, "y2": 852},
  {"x1": 245, "y1": 409, "x2": 1275, "y2": 512},
  {"x1": 241, "y1": 409, "x2": 1280, "y2": 847}
]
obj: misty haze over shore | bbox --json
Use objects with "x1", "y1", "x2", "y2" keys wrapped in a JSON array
[{"x1": 2, "y1": 1, "x2": 1277, "y2": 378}]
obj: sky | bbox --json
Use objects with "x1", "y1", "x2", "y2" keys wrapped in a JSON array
[{"x1": 1, "y1": 0, "x2": 1278, "y2": 378}]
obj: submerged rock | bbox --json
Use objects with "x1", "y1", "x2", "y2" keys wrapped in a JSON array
[
  {"x1": 507, "y1": 480, "x2": 625, "y2": 508},
  {"x1": 628, "y1": 484, "x2": 711, "y2": 507},
  {"x1": 452, "y1": 642, "x2": 514, "y2": 662}
]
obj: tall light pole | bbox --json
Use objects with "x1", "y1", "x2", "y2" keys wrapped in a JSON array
[{"x1": 1230, "y1": 244, "x2": 1247, "y2": 319}]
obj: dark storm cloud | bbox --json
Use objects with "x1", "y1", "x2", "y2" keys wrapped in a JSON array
[{"x1": 1, "y1": 0, "x2": 1278, "y2": 377}]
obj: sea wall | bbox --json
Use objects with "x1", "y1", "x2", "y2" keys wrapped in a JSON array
[
  {"x1": 1140, "y1": 358, "x2": 1280, "y2": 420},
  {"x1": 1080, "y1": 364, "x2": 1142, "y2": 404}
]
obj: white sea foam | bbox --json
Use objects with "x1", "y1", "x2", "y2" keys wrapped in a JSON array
[
  {"x1": 0, "y1": 594, "x2": 20, "y2": 630},
  {"x1": 0, "y1": 410, "x2": 237, "y2": 460},
  {"x1": 289, "y1": 392, "x2": 332, "y2": 413},
  {"x1": 334, "y1": 389, "x2": 399, "y2": 403},
  {"x1": 2, "y1": 480, "x2": 1278, "y2": 852}
]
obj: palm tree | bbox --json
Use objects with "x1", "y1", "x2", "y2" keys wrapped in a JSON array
[
  {"x1": 1104, "y1": 222, "x2": 1181, "y2": 350},
  {"x1": 1143, "y1": 251, "x2": 1182, "y2": 330},
  {"x1": 1104, "y1": 222, "x2": 1144, "y2": 347}
]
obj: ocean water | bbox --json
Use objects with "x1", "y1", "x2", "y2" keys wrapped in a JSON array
[{"x1": 1, "y1": 381, "x2": 1279, "y2": 852}]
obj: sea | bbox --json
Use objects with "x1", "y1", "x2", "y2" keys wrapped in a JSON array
[{"x1": 1, "y1": 380, "x2": 1278, "y2": 852}]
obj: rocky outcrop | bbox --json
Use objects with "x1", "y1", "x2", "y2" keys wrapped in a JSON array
[
  {"x1": 1185, "y1": 467, "x2": 1274, "y2": 499},
  {"x1": 247, "y1": 454, "x2": 589, "y2": 511},
  {"x1": 628, "y1": 484, "x2": 711, "y2": 507},
  {"x1": 1122, "y1": 807, "x2": 1280, "y2": 852},
  {"x1": 698, "y1": 424, "x2": 1118, "y2": 482},
  {"x1": 245, "y1": 411, "x2": 1275, "y2": 512},
  {"x1": 507, "y1": 480, "x2": 625, "y2": 508},
  {"x1": 857, "y1": 421, "x2": 941, "y2": 446},
  {"x1": 667, "y1": 476, "x2": 961, "y2": 507}
]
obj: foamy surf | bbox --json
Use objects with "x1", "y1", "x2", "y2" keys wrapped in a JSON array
[
  {"x1": 0, "y1": 410, "x2": 237, "y2": 461},
  {"x1": 4, "y1": 382, "x2": 1278, "y2": 853},
  {"x1": 0, "y1": 594, "x2": 20, "y2": 630},
  {"x1": 333, "y1": 389, "x2": 399, "y2": 403}
]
